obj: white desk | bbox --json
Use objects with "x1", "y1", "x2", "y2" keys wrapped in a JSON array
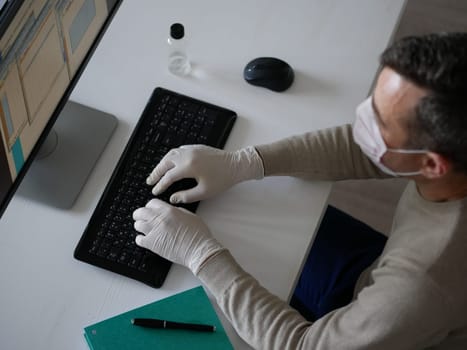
[{"x1": 0, "y1": 1, "x2": 406, "y2": 349}]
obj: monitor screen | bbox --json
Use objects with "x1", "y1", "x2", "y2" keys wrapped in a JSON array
[{"x1": 0, "y1": 0, "x2": 121, "y2": 218}]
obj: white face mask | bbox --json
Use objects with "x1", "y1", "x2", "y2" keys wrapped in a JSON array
[{"x1": 352, "y1": 97, "x2": 428, "y2": 177}]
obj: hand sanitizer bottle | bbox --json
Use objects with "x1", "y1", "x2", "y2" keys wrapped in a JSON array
[{"x1": 168, "y1": 23, "x2": 191, "y2": 76}]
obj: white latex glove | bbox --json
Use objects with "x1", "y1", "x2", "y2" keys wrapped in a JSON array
[
  {"x1": 133, "y1": 198, "x2": 225, "y2": 275},
  {"x1": 147, "y1": 144, "x2": 264, "y2": 204}
]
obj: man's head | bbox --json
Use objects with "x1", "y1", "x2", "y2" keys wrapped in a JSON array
[{"x1": 372, "y1": 32, "x2": 467, "y2": 178}]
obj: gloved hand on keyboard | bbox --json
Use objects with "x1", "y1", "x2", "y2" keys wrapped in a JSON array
[
  {"x1": 146, "y1": 145, "x2": 264, "y2": 204},
  {"x1": 133, "y1": 198, "x2": 224, "y2": 275}
]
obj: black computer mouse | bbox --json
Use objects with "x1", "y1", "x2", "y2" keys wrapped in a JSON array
[{"x1": 243, "y1": 57, "x2": 294, "y2": 92}]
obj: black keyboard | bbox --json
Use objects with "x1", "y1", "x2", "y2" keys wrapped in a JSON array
[{"x1": 74, "y1": 87, "x2": 236, "y2": 288}]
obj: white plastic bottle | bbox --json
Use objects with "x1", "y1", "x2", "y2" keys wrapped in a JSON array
[{"x1": 168, "y1": 23, "x2": 191, "y2": 76}]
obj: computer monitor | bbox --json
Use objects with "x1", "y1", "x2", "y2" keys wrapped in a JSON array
[{"x1": 0, "y1": 0, "x2": 122, "y2": 218}]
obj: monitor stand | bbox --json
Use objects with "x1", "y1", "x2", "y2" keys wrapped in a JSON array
[{"x1": 17, "y1": 101, "x2": 117, "y2": 209}]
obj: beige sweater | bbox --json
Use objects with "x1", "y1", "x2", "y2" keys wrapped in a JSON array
[{"x1": 198, "y1": 124, "x2": 467, "y2": 350}]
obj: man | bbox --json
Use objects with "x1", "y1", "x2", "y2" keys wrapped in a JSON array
[{"x1": 133, "y1": 33, "x2": 467, "y2": 349}]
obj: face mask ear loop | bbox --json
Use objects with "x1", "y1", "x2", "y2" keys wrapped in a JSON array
[
  {"x1": 381, "y1": 149, "x2": 427, "y2": 177},
  {"x1": 386, "y1": 148, "x2": 429, "y2": 154}
]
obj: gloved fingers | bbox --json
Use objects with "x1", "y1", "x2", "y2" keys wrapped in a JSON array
[
  {"x1": 145, "y1": 198, "x2": 168, "y2": 210},
  {"x1": 170, "y1": 184, "x2": 206, "y2": 204},
  {"x1": 133, "y1": 202, "x2": 165, "y2": 232},
  {"x1": 132, "y1": 207, "x2": 155, "y2": 221},
  {"x1": 135, "y1": 234, "x2": 150, "y2": 248},
  {"x1": 134, "y1": 219, "x2": 154, "y2": 234},
  {"x1": 151, "y1": 167, "x2": 190, "y2": 196},
  {"x1": 146, "y1": 154, "x2": 178, "y2": 185}
]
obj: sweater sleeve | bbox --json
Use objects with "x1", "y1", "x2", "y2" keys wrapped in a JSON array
[
  {"x1": 254, "y1": 124, "x2": 388, "y2": 180},
  {"x1": 197, "y1": 250, "x2": 451, "y2": 350}
]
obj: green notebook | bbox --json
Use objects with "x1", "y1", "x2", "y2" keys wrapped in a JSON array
[{"x1": 84, "y1": 286, "x2": 233, "y2": 350}]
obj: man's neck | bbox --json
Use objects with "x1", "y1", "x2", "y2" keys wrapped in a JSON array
[{"x1": 416, "y1": 173, "x2": 467, "y2": 202}]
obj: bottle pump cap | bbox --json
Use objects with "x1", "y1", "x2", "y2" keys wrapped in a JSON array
[{"x1": 170, "y1": 23, "x2": 184, "y2": 40}]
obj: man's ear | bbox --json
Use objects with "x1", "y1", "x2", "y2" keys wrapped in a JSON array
[{"x1": 420, "y1": 152, "x2": 451, "y2": 179}]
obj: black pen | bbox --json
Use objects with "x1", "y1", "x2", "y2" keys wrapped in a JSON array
[{"x1": 131, "y1": 318, "x2": 216, "y2": 332}]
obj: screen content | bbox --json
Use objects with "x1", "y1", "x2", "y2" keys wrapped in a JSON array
[{"x1": 0, "y1": 0, "x2": 113, "y2": 211}]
